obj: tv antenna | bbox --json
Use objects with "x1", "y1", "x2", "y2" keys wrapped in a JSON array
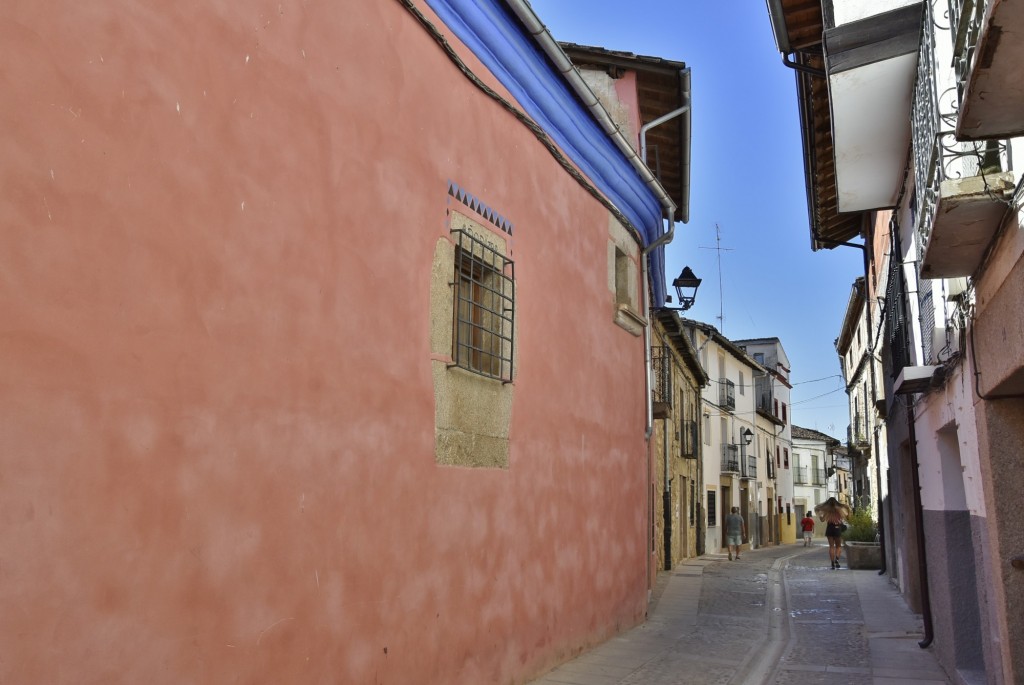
[{"x1": 699, "y1": 223, "x2": 733, "y2": 332}]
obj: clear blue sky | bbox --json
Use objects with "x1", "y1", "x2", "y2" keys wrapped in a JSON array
[{"x1": 530, "y1": 0, "x2": 863, "y2": 439}]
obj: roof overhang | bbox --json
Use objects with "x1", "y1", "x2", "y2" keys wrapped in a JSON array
[
  {"x1": 823, "y1": 4, "x2": 923, "y2": 212},
  {"x1": 835, "y1": 277, "x2": 865, "y2": 353},
  {"x1": 560, "y1": 43, "x2": 691, "y2": 225},
  {"x1": 422, "y1": 0, "x2": 674, "y2": 302},
  {"x1": 765, "y1": 0, "x2": 923, "y2": 250},
  {"x1": 654, "y1": 310, "x2": 710, "y2": 386}
]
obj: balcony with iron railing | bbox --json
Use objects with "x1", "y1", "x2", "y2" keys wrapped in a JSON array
[
  {"x1": 885, "y1": 230, "x2": 912, "y2": 378},
  {"x1": 793, "y1": 466, "x2": 809, "y2": 486},
  {"x1": 719, "y1": 379, "x2": 735, "y2": 411},
  {"x1": 950, "y1": 0, "x2": 1024, "y2": 139},
  {"x1": 754, "y1": 375, "x2": 783, "y2": 425},
  {"x1": 680, "y1": 420, "x2": 698, "y2": 459},
  {"x1": 813, "y1": 468, "x2": 827, "y2": 486},
  {"x1": 848, "y1": 415, "x2": 869, "y2": 448},
  {"x1": 651, "y1": 346, "x2": 672, "y2": 420},
  {"x1": 913, "y1": 1, "x2": 1015, "y2": 280},
  {"x1": 721, "y1": 445, "x2": 740, "y2": 474},
  {"x1": 741, "y1": 455, "x2": 757, "y2": 481}
]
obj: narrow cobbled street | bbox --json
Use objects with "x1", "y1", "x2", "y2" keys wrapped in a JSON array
[{"x1": 530, "y1": 544, "x2": 951, "y2": 685}]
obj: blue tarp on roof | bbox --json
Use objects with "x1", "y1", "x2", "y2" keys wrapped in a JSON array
[{"x1": 423, "y1": 0, "x2": 669, "y2": 306}]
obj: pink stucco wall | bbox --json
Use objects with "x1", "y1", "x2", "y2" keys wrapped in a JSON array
[
  {"x1": 613, "y1": 71, "x2": 643, "y2": 149},
  {"x1": 0, "y1": 2, "x2": 651, "y2": 683}
]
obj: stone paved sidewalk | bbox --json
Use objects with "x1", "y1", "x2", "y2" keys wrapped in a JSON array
[{"x1": 528, "y1": 544, "x2": 952, "y2": 685}]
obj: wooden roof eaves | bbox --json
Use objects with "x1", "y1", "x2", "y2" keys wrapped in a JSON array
[
  {"x1": 835, "y1": 277, "x2": 867, "y2": 353},
  {"x1": 793, "y1": 53, "x2": 865, "y2": 250},
  {"x1": 679, "y1": 318, "x2": 765, "y2": 374},
  {"x1": 559, "y1": 42, "x2": 690, "y2": 223},
  {"x1": 769, "y1": 2, "x2": 868, "y2": 248},
  {"x1": 654, "y1": 310, "x2": 710, "y2": 386},
  {"x1": 766, "y1": 0, "x2": 824, "y2": 52}
]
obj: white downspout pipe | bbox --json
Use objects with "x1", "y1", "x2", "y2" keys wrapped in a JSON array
[
  {"x1": 504, "y1": 0, "x2": 677, "y2": 223},
  {"x1": 505, "y1": 1, "x2": 688, "y2": 442},
  {"x1": 643, "y1": 257, "x2": 655, "y2": 437}
]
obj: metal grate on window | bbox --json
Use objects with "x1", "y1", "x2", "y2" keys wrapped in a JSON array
[
  {"x1": 651, "y1": 346, "x2": 672, "y2": 405},
  {"x1": 451, "y1": 230, "x2": 515, "y2": 382},
  {"x1": 885, "y1": 226, "x2": 911, "y2": 378}
]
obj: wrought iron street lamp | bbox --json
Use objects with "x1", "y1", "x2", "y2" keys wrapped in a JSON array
[
  {"x1": 669, "y1": 266, "x2": 701, "y2": 311},
  {"x1": 742, "y1": 427, "x2": 754, "y2": 445}
]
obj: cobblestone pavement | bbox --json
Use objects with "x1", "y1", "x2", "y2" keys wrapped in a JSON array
[{"x1": 528, "y1": 544, "x2": 952, "y2": 685}]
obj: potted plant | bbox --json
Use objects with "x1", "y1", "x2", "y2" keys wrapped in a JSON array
[{"x1": 842, "y1": 509, "x2": 882, "y2": 569}]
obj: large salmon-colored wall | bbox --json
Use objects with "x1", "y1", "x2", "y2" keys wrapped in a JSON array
[{"x1": 0, "y1": 1, "x2": 651, "y2": 683}]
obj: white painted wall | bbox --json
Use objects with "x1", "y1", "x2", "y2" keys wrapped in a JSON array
[
  {"x1": 691, "y1": 326, "x2": 760, "y2": 553},
  {"x1": 831, "y1": 0, "x2": 920, "y2": 26}
]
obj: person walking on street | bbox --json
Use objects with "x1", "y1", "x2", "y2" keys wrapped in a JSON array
[
  {"x1": 800, "y1": 513, "x2": 815, "y2": 547},
  {"x1": 725, "y1": 507, "x2": 746, "y2": 561},
  {"x1": 815, "y1": 497, "x2": 850, "y2": 569}
]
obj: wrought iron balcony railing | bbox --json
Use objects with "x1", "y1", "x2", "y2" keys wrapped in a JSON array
[
  {"x1": 719, "y1": 379, "x2": 735, "y2": 411},
  {"x1": 885, "y1": 225, "x2": 913, "y2": 377},
  {"x1": 848, "y1": 416, "x2": 869, "y2": 447},
  {"x1": 651, "y1": 346, "x2": 672, "y2": 419},
  {"x1": 721, "y1": 445, "x2": 740, "y2": 474},
  {"x1": 950, "y1": 0, "x2": 987, "y2": 105},
  {"x1": 813, "y1": 468, "x2": 827, "y2": 486},
  {"x1": 793, "y1": 466, "x2": 809, "y2": 485},
  {"x1": 912, "y1": 0, "x2": 1013, "y2": 270},
  {"x1": 755, "y1": 375, "x2": 773, "y2": 414}
]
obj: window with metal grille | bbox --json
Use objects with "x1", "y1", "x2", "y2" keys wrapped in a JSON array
[
  {"x1": 707, "y1": 490, "x2": 717, "y2": 527},
  {"x1": 919, "y1": 280, "x2": 936, "y2": 364},
  {"x1": 451, "y1": 230, "x2": 514, "y2": 382},
  {"x1": 651, "y1": 346, "x2": 672, "y2": 405},
  {"x1": 885, "y1": 228, "x2": 912, "y2": 377}
]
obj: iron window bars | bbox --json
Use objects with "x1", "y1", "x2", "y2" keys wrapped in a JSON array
[
  {"x1": 885, "y1": 226, "x2": 912, "y2": 378},
  {"x1": 651, "y1": 346, "x2": 672, "y2": 405},
  {"x1": 451, "y1": 229, "x2": 515, "y2": 382}
]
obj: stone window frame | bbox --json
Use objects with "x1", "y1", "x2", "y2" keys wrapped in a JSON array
[
  {"x1": 608, "y1": 217, "x2": 645, "y2": 336},
  {"x1": 430, "y1": 206, "x2": 516, "y2": 470}
]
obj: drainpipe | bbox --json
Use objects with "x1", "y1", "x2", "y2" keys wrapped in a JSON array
[
  {"x1": 643, "y1": 257, "x2": 655, "y2": 438},
  {"x1": 506, "y1": 1, "x2": 687, "y2": 444},
  {"x1": 663, "y1": 415, "x2": 672, "y2": 570},
  {"x1": 641, "y1": 67, "x2": 692, "y2": 226},
  {"x1": 638, "y1": 70, "x2": 690, "y2": 437},
  {"x1": 505, "y1": 0, "x2": 678, "y2": 221},
  {"x1": 782, "y1": 52, "x2": 826, "y2": 78},
  {"x1": 907, "y1": 402, "x2": 935, "y2": 648}
]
